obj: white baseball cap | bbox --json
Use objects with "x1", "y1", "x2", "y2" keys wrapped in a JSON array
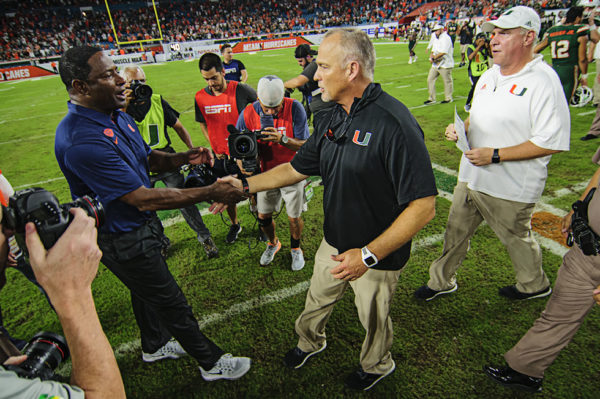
[
  {"x1": 432, "y1": 24, "x2": 444, "y2": 31},
  {"x1": 257, "y1": 75, "x2": 284, "y2": 107},
  {"x1": 482, "y1": 6, "x2": 541, "y2": 35}
]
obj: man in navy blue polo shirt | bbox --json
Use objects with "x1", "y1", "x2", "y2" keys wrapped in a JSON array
[
  {"x1": 220, "y1": 44, "x2": 247, "y2": 83},
  {"x1": 54, "y1": 46, "x2": 251, "y2": 381}
]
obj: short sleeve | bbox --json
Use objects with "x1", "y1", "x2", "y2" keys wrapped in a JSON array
[
  {"x1": 64, "y1": 142, "x2": 145, "y2": 204},
  {"x1": 195, "y1": 97, "x2": 205, "y2": 123},
  {"x1": 0, "y1": 368, "x2": 85, "y2": 399},
  {"x1": 291, "y1": 128, "x2": 321, "y2": 176},
  {"x1": 161, "y1": 98, "x2": 180, "y2": 127}
]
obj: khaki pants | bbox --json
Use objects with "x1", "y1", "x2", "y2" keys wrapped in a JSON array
[
  {"x1": 427, "y1": 66, "x2": 453, "y2": 102},
  {"x1": 505, "y1": 246, "x2": 600, "y2": 378},
  {"x1": 594, "y1": 59, "x2": 600, "y2": 106},
  {"x1": 295, "y1": 238, "x2": 401, "y2": 374},
  {"x1": 428, "y1": 182, "x2": 549, "y2": 293},
  {"x1": 587, "y1": 105, "x2": 600, "y2": 137}
]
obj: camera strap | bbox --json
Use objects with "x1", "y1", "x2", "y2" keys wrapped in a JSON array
[{"x1": 569, "y1": 187, "x2": 600, "y2": 255}]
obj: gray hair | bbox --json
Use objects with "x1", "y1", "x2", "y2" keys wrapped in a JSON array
[
  {"x1": 324, "y1": 28, "x2": 375, "y2": 81},
  {"x1": 122, "y1": 65, "x2": 144, "y2": 80}
]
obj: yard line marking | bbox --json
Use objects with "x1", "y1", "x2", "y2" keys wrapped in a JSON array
[
  {"x1": 415, "y1": 87, "x2": 428, "y2": 91},
  {"x1": 55, "y1": 234, "x2": 446, "y2": 375},
  {"x1": 14, "y1": 176, "x2": 65, "y2": 189},
  {"x1": 0, "y1": 133, "x2": 55, "y2": 146},
  {"x1": 432, "y1": 163, "x2": 458, "y2": 177},
  {"x1": 2, "y1": 111, "x2": 65, "y2": 122},
  {"x1": 578, "y1": 110, "x2": 596, "y2": 116},
  {"x1": 534, "y1": 232, "x2": 568, "y2": 257},
  {"x1": 0, "y1": 86, "x2": 15, "y2": 92},
  {"x1": 396, "y1": 85, "x2": 411, "y2": 88}
]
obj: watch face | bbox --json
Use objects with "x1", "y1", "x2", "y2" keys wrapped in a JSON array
[
  {"x1": 364, "y1": 256, "x2": 376, "y2": 266},
  {"x1": 281, "y1": 135, "x2": 289, "y2": 144}
]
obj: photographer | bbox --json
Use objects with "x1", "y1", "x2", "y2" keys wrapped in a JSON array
[
  {"x1": 0, "y1": 207, "x2": 126, "y2": 399},
  {"x1": 464, "y1": 33, "x2": 491, "y2": 112},
  {"x1": 235, "y1": 75, "x2": 309, "y2": 270},
  {"x1": 484, "y1": 146, "x2": 600, "y2": 393},
  {"x1": 123, "y1": 65, "x2": 218, "y2": 259},
  {"x1": 283, "y1": 44, "x2": 331, "y2": 124},
  {"x1": 55, "y1": 46, "x2": 251, "y2": 381}
]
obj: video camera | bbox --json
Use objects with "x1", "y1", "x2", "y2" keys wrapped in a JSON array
[
  {"x1": 130, "y1": 79, "x2": 153, "y2": 101},
  {"x1": 227, "y1": 125, "x2": 267, "y2": 174},
  {"x1": 1, "y1": 331, "x2": 69, "y2": 381},
  {"x1": 1, "y1": 187, "x2": 104, "y2": 252},
  {"x1": 183, "y1": 163, "x2": 218, "y2": 188}
]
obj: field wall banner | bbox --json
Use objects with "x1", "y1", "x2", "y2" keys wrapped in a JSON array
[
  {"x1": 107, "y1": 52, "x2": 156, "y2": 65},
  {"x1": 0, "y1": 65, "x2": 54, "y2": 82},
  {"x1": 360, "y1": 22, "x2": 399, "y2": 37},
  {"x1": 232, "y1": 36, "x2": 311, "y2": 53}
]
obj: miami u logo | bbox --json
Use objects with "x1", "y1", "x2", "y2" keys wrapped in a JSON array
[
  {"x1": 103, "y1": 128, "x2": 118, "y2": 145},
  {"x1": 509, "y1": 84, "x2": 527, "y2": 96},
  {"x1": 352, "y1": 130, "x2": 372, "y2": 146}
]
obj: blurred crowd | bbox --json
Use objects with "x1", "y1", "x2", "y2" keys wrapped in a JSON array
[{"x1": 0, "y1": 0, "x2": 573, "y2": 62}]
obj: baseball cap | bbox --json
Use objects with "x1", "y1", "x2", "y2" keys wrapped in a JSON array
[
  {"x1": 257, "y1": 75, "x2": 284, "y2": 107},
  {"x1": 432, "y1": 24, "x2": 444, "y2": 31},
  {"x1": 482, "y1": 6, "x2": 541, "y2": 35}
]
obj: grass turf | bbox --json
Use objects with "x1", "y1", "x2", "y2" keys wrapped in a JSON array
[{"x1": 1, "y1": 39, "x2": 599, "y2": 398}]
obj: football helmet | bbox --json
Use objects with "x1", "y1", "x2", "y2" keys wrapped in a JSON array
[{"x1": 570, "y1": 85, "x2": 594, "y2": 107}]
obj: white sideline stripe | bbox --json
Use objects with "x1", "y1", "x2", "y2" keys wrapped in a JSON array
[
  {"x1": 415, "y1": 87, "x2": 428, "y2": 91},
  {"x1": 535, "y1": 200, "x2": 568, "y2": 217},
  {"x1": 376, "y1": 56, "x2": 393, "y2": 60},
  {"x1": 0, "y1": 133, "x2": 55, "y2": 146},
  {"x1": 2, "y1": 111, "x2": 65, "y2": 123},
  {"x1": 534, "y1": 232, "x2": 569, "y2": 257},
  {"x1": 431, "y1": 162, "x2": 457, "y2": 177},
  {"x1": 0, "y1": 86, "x2": 15, "y2": 92},
  {"x1": 14, "y1": 176, "x2": 66, "y2": 189},
  {"x1": 56, "y1": 234, "x2": 445, "y2": 375},
  {"x1": 553, "y1": 182, "x2": 588, "y2": 197},
  {"x1": 396, "y1": 85, "x2": 411, "y2": 88},
  {"x1": 578, "y1": 110, "x2": 596, "y2": 116}
]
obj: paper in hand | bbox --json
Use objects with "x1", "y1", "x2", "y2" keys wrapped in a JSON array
[{"x1": 454, "y1": 107, "x2": 470, "y2": 153}]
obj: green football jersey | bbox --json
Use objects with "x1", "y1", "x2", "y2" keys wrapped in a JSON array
[{"x1": 546, "y1": 23, "x2": 588, "y2": 67}]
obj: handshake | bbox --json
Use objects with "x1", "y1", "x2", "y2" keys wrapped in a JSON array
[{"x1": 207, "y1": 175, "x2": 249, "y2": 215}]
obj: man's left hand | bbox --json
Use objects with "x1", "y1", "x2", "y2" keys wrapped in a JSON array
[
  {"x1": 465, "y1": 147, "x2": 494, "y2": 166},
  {"x1": 259, "y1": 127, "x2": 282, "y2": 143},
  {"x1": 330, "y1": 248, "x2": 368, "y2": 281},
  {"x1": 594, "y1": 285, "x2": 600, "y2": 305},
  {"x1": 187, "y1": 147, "x2": 214, "y2": 167}
]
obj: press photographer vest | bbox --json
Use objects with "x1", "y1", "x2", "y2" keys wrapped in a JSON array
[
  {"x1": 467, "y1": 44, "x2": 490, "y2": 77},
  {"x1": 195, "y1": 80, "x2": 240, "y2": 155},
  {"x1": 135, "y1": 94, "x2": 170, "y2": 149},
  {"x1": 243, "y1": 98, "x2": 296, "y2": 171}
]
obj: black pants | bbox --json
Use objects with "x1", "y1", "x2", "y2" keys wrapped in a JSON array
[
  {"x1": 466, "y1": 74, "x2": 480, "y2": 106},
  {"x1": 98, "y1": 217, "x2": 223, "y2": 369}
]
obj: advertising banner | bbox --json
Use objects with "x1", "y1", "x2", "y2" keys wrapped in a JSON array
[
  {"x1": 232, "y1": 36, "x2": 312, "y2": 53},
  {"x1": 0, "y1": 65, "x2": 54, "y2": 82}
]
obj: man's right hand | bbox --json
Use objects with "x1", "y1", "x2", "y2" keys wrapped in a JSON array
[
  {"x1": 208, "y1": 177, "x2": 244, "y2": 214},
  {"x1": 25, "y1": 208, "x2": 102, "y2": 307},
  {"x1": 444, "y1": 124, "x2": 458, "y2": 142}
]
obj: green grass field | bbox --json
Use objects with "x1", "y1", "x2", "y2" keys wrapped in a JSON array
[{"x1": 1, "y1": 39, "x2": 600, "y2": 398}]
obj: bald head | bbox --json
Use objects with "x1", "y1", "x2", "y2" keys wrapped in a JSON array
[{"x1": 123, "y1": 65, "x2": 145, "y2": 83}]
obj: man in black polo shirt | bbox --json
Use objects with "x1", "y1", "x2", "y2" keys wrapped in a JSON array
[{"x1": 218, "y1": 28, "x2": 437, "y2": 391}]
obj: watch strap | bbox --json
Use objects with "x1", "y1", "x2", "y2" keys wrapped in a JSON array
[
  {"x1": 239, "y1": 175, "x2": 250, "y2": 194},
  {"x1": 492, "y1": 148, "x2": 500, "y2": 164}
]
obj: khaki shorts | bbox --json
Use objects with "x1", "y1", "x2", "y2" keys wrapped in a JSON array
[
  {"x1": 257, "y1": 180, "x2": 306, "y2": 218},
  {"x1": 460, "y1": 44, "x2": 469, "y2": 53}
]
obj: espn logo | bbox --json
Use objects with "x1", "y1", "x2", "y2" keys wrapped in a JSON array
[{"x1": 205, "y1": 104, "x2": 232, "y2": 114}]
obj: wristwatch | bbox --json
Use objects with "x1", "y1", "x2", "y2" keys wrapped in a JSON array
[
  {"x1": 492, "y1": 148, "x2": 500, "y2": 164},
  {"x1": 361, "y1": 246, "x2": 378, "y2": 268},
  {"x1": 280, "y1": 135, "x2": 289, "y2": 144}
]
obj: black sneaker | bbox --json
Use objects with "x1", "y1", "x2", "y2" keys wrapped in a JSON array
[
  {"x1": 498, "y1": 285, "x2": 551, "y2": 300},
  {"x1": 345, "y1": 361, "x2": 395, "y2": 391},
  {"x1": 441, "y1": 99, "x2": 452, "y2": 104},
  {"x1": 483, "y1": 365, "x2": 543, "y2": 393},
  {"x1": 414, "y1": 284, "x2": 457, "y2": 301},
  {"x1": 580, "y1": 134, "x2": 599, "y2": 141},
  {"x1": 423, "y1": 100, "x2": 435, "y2": 105},
  {"x1": 225, "y1": 224, "x2": 242, "y2": 244},
  {"x1": 283, "y1": 342, "x2": 327, "y2": 369},
  {"x1": 201, "y1": 236, "x2": 219, "y2": 259}
]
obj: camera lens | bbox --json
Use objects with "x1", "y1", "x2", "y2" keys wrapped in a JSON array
[
  {"x1": 235, "y1": 136, "x2": 254, "y2": 155},
  {"x1": 71, "y1": 195, "x2": 105, "y2": 228},
  {"x1": 19, "y1": 332, "x2": 69, "y2": 380}
]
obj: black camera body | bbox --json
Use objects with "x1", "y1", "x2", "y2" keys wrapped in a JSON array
[
  {"x1": 183, "y1": 164, "x2": 218, "y2": 188},
  {"x1": 130, "y1": 80, "x2": 153, "y2": 101},
  {"x1": 567, "y1": 188, "x2": 600, "y2": 256},
  {"x1": 3, "y1": 331, "x2": 70, "y2": 381},
  {"x1": 227, "y1": 126, "x2": 267, "y2": 174},
  {"x1": 1, "y1": 187, "x2": 104, "y2": 251}
]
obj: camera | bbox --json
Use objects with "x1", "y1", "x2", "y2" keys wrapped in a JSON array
[
  {"x1": 183, "y1": 164, "x2": 218, "y2": 188},
  {"x1": 227, "y1": 125, "x2": 267, "y2": 174},
  {"x1": 1, "y1": 187, "x2": 104, "y2": 251},
  {"x1": 3, "y1": 331, "x2": 70, "y2": 381},
  {"x1": 130, "y1": 79, "x2": 153, "y2": 101}
]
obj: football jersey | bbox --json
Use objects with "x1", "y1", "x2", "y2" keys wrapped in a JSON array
[{"x1": 546, "y1": 23, "x2": 588, "y2": 67}]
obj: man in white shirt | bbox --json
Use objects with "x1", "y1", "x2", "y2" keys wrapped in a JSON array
[
  {"x1": 424, "y1": 24, "x2": 454, "y2": 104},
  {"x1": 415, "y1": 6, "x2": 570, "y2": 301}
]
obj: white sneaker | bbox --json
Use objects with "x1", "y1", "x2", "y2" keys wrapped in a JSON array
[
  {"x1": 408, "y1": 58, "x2": 412, "y2": 64},
  {"x1": 291, "y1": 248, "x2": 305, "y2": 271},
  {"x1": 199, "y1": 353, "x2": 251, "y2": 381},
  {"x1": 142, "y1": 338, "x2": 187, "y2": 362},
  {"x1": 260, "y1": 240, "x2": 281, "y2": 266}
]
